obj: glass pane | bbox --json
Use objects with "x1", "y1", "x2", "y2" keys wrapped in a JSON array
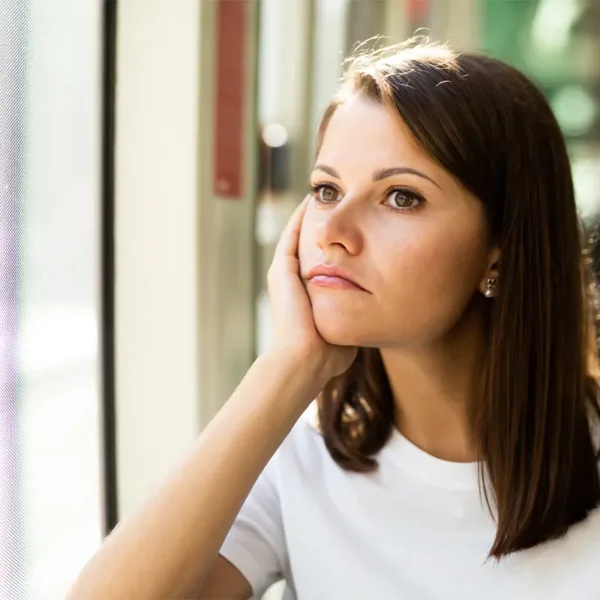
[{"x1": 0, "y1": 2, "x2": 104, "y2": 598}]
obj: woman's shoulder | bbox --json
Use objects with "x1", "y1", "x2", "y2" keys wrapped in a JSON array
[
  {"x1": 273, "y1": 401, "x2": 327, "y2": 471},
  {"x1": 300, "y1": 400, "x2": 323, "y2": 435},
  {"x1": 288, "y1": 400, "x2": 324, "y2": 448}
]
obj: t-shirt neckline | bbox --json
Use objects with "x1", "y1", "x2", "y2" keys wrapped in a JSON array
[{"x1": 380, "y1": 426, "x2": 481, "y2": 491}]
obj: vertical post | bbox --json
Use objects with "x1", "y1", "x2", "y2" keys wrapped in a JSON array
[
  {"x1": 309, "y1": 0, "x2": 351, "y2": 159},
  {"x1": 196, "y1": 0, "x2": 261, "y2": 427},
  {"x1": 100, "y1": 0, "x2": 119, "y2": 537},
  {"x1": 114, "y1": 0, "x2": 203, "y2": 519}
]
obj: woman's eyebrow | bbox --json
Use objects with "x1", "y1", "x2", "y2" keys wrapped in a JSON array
[
  {"x1": 312, "y1": 164, "x2": 441, "y2": 190},
  {"x1": 312, "y1": 164, "x2": 340, "y2": 179},
  {"x1": 372, "y1": 167, "x2": 441, "y2": 189}
]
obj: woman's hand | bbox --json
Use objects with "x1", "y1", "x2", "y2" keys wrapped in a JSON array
[{"x1": 266, "y1": 196, "x2": 358, "y2": 389}]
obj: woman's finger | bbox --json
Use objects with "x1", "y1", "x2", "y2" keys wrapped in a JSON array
[{"x1": 274, "y1": 196, "x2": 310, "y2": 260}]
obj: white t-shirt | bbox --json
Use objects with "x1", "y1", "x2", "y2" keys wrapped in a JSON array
[{"x1": 219, "y1": 402, "x2": 600, "y2": 599}]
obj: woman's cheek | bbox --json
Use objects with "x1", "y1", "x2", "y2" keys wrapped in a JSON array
[{"x1": 385, "y1": 232, "x2": 435, "y2": 274}]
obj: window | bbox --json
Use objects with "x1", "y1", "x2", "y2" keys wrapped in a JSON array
[{"x1": 0, "y1": 2, "x2": 106, "y2": 598}]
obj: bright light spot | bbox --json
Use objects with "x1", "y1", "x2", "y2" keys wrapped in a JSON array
[
  {"x1": 551, "y1": 85, "x2": 597, "y2": 137},
  {"x1": 262, "y1": 123, "x2": 288, "y2": 148},
  {"x1": 531, "y1": 0, "x2": 580, "y2": 53}
]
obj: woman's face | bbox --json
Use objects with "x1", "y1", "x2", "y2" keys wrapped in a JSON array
[{"x1": 299, "y1": 95, "x2": 497, "y2": 348}]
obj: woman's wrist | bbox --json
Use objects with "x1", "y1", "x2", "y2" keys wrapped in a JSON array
[{"x1": 259, "y1": 346, "x2": 329, "y2": 404}]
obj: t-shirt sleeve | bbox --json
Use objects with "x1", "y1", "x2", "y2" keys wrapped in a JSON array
[{"x1": 219, "y1": 451, "x2": 287, "y2": 598}]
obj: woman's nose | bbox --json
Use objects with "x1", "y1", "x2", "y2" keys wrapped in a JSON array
[{"x1": 314, "y1": 201, "x2": 363, "y2": 255}]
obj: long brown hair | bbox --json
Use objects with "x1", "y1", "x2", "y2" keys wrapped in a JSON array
[{"x1": 315, "y1": 40, "x2": 600, "y2": 559}]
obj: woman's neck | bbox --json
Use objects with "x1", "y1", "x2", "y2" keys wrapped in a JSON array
[{"x1": 380, "y1": 305, "x2": 487, "y2": 463}]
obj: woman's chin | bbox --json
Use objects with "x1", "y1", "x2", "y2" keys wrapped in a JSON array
[{"x1": 312, "y1": 308, "x2": 368, "y2": 347}]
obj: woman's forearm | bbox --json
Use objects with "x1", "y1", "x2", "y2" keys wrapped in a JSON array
[{"x1": 66, "y1": 351, "x2": 323, "y2": 600}]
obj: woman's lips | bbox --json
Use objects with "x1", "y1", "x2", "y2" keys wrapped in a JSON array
[
  {"x1": 308, "y1": 275, "x2": 365, "y2": 291},
  {"x1": 304, "y1": 264, "x2": 369, "y2": 292}
]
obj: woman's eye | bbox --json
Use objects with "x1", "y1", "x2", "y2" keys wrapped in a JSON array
[
  {"x1": 387, "y1": 189, "x2": 422, "y2": 210},
  {"x1": 313, "y1": 185, "x2": 340, "y2": 203}
]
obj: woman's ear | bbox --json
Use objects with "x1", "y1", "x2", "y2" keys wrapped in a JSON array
[{"x1": 480, "y1": 246, "x2": 501, "y2": 299}]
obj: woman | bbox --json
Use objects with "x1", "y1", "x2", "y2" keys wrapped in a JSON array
[{"x1": 68, "y1": 40, "x2": 600, "y2": 599}]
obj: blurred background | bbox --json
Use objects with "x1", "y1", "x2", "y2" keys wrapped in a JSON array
[{"x1": 1, "y1": 0, "x2": 600, "y2": 598}]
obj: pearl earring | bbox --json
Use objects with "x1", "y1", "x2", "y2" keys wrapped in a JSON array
[{"x1": 484, "y1": 277, "x2": 497, "y2": 298}]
